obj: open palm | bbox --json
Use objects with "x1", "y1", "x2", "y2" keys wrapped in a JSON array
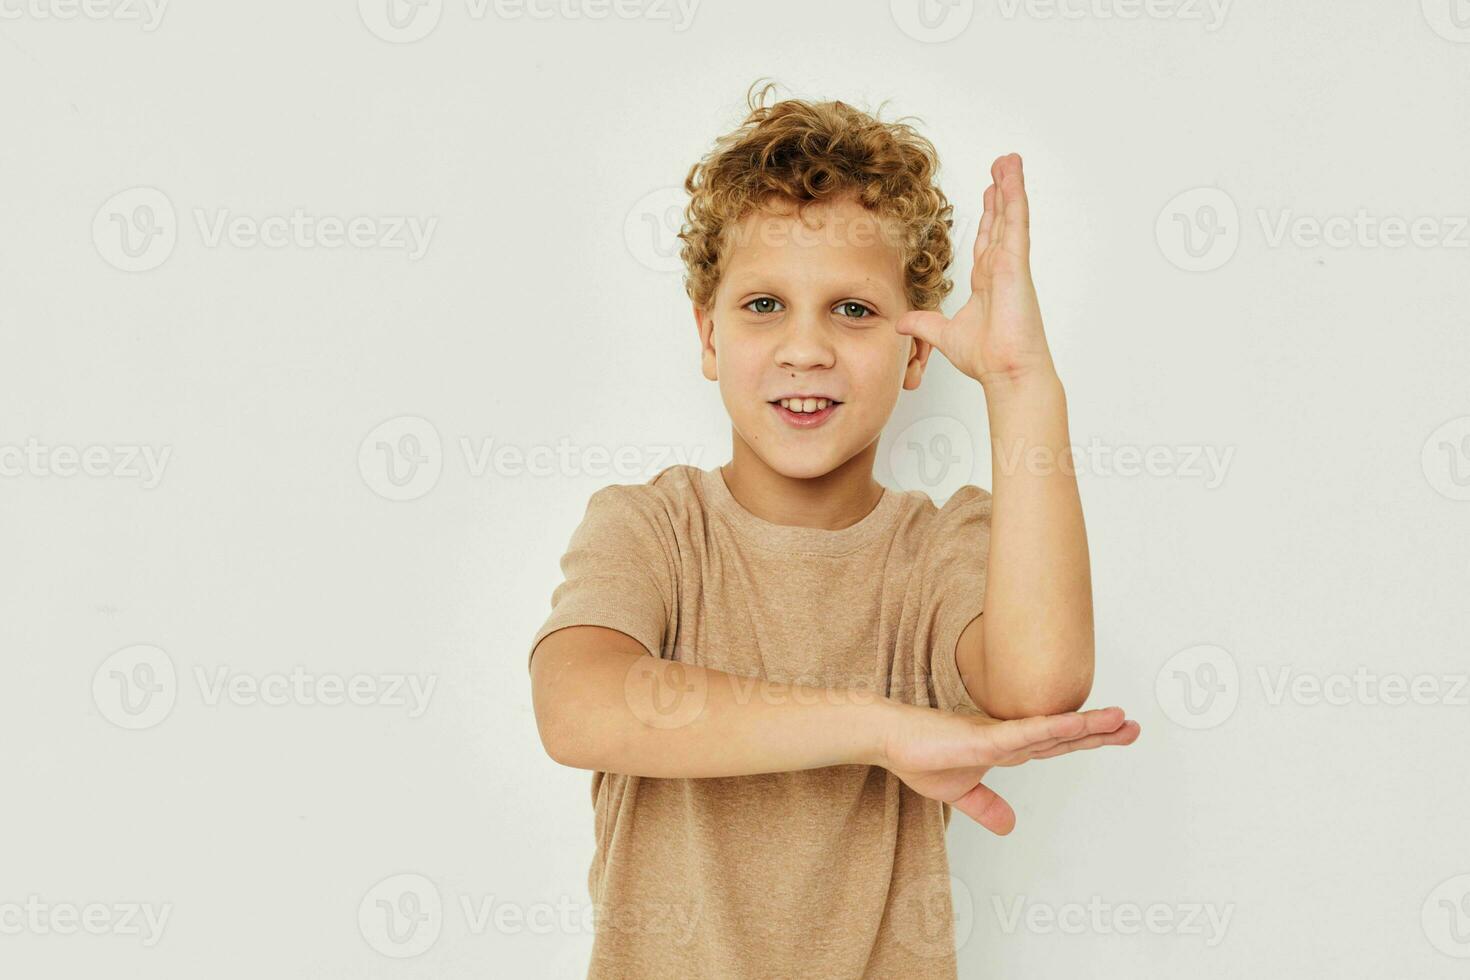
[
  {"x1": 897, "y1": 153, "x2": 1057, "y2": 388},
  {"x1": 881, "y1": 704, "x2": 1139, "y2": 835}
]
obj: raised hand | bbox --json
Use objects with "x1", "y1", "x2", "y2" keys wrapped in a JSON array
[
  {"x1": 879, "y1": 703, "x2": 1139, "y2": 835},
  {"x1": 896, "y1": 153, "x2": 1057, "y2": 389}
]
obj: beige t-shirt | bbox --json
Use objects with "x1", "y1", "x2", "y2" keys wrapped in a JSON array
[{"x1": 528, "y1": 463, "x2": 993, "y2": 979}]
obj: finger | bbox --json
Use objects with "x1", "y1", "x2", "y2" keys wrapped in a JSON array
[
  {"x1": 984, "y1": 706, "x2": 1126, "y2": 758},
  {"x1": 894, "y1": 309, "x2": 948, "y2": 349},
  {"x1": 984, "y1": 712, "x2": 1085, "y2": 756},
  {"x1": 1001, "y1": 153, "x2": 1030, "y2": 260},
  {"x1": 974, "y1": 183, "x2": 997, "y2": 263},
  {"x1": 1029, "y1": 721, "x2": 1141, "y2": 760},
  {"x1": 1018, "y1": 719, "x2": 1139, "y2": 758},
  {"x1": 952, "y1": 780, "x2": 1016, "y2": 835},
  {"x1": 989, "y1": 156, "x2": 1007, "y2": 251}
]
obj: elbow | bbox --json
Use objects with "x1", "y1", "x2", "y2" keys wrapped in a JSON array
[
  {"x1": 535, "y1": 715, "x2": 576, "y2": 767},
  {"x1": 1034, "y1": 685, "x2": 1091, "y2": 717},
  {"x1": 533, "y1": 691, "x2": 617, "y2": 771},
  {"x1": 982, "y1": 667, "x2": 1095, "y2": 719},
  {"x1": 1037, "y1": 666, "x2": 1095, "y2": 716},
  {"x1": 536, "y1": 712, "x2": 599, "y2": 770},
  {"x1": 531, "y1": 680, "x2": 588, "y2": 770}
]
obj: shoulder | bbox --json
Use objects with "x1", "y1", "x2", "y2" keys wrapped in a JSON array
[
  {"x1": 578, "y1": 463, "x2": 706, "y2": 531},
  {"x1": 881, "y1": 484, "x2": 993, "y2": 582},
  {"x1": 890, "y1": 483, "x2": 992, "y2": 541}
]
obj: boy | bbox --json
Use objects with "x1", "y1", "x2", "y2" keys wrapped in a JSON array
[{"x1": 528, "y1": 84, "x2": 1140, "y2": 978}]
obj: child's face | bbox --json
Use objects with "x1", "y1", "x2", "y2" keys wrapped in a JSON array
[{"x1": 695, "y1": 194, "x2": 931, "y2": 481}]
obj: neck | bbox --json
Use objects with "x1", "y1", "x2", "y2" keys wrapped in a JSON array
[{"x1": 721, "y1": 434, "x2": 885, "y2": 531}]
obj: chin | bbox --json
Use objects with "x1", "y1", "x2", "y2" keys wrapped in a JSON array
[
  {"x1": 765, "y1": 454, "x2": 841, "y2": 481},
  {"x1": 742, "y1": 437, "x2": 853, "y2": 481}
]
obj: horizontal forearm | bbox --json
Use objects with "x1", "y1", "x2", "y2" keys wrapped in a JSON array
[
  {"x1": 535, "y1": 638, "x2": 892, "y2": 778},
  {"x1": 981, "y1": 372, "x2": 1095, "y2": 712}
]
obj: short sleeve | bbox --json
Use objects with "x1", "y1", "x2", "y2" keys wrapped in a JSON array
[
  {"x1": 918, "y1": 486, "x2": 993, "y2": 717},
  {"x1": 528, "y1": 485, "x2": 673, "y2": 670}
]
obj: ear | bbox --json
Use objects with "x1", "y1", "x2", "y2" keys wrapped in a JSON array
[
  {"x1": 694, "y1": 302, "x2": 717, "y2": 382},
  {"x1": 901, "y1": 334, "x2": 932, "y2": 391}
]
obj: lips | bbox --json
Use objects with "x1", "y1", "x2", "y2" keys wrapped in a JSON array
[{"x1": 770, "y1": 401, "x2": 839, "y2": 428}]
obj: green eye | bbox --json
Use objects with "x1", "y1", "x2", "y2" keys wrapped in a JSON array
[
  {"x1": 744, "y1": 297, "x2": 782, "y2": 314},
  {"x1": 837, "y1": 301, "x2": 874, "y2": 318}
]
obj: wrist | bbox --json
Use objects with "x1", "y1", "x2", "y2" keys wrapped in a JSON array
[
  {"x1": 857, "y1": 696, "x2": 912, "y2": 769},
  {"x1": 980, "y1": 364, "x2": 1064, "y2": 404}
]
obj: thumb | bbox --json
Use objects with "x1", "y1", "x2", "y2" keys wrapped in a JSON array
[
  {"x1": 895, "y1": 310, "x2": 948, "y2": 350},
  {"x1": 952, "y1": 780, "x2": 1016, "y2": 836}
]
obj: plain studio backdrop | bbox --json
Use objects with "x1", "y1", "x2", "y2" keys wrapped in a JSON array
[{"x1": 3, "y1": 1, "x2": 1468, "y2": 976}]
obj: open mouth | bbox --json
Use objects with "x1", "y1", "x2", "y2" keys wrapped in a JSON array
[{"x1": 768, "y1": 397, "x2": 842, "y2": 428}]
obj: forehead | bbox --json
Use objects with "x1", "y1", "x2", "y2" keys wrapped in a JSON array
[{"x1": 718, "y1": 195, "x2": 905, "y2": 291}]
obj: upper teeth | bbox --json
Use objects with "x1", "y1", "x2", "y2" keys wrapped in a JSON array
[{"x1": 779, "y1": 398, "x2": 831, "y2": 413}]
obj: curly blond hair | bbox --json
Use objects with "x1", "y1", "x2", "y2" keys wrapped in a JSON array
[{"x1": 678, "y1": 80, "x2": 955, "y2": 314}]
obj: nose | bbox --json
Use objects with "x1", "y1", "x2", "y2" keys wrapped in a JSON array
[{"x1": 773, "y1": 308, "x2": 836, "y2": 373}]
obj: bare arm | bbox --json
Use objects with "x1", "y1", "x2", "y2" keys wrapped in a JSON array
[
  {"x1": 530, "y1": 625, "x2": 890, "y2": 777},
  {"x1": 897, "y1": 153, "x2": 1095, "y2": 719},
  {"x1": 979, "y1": 373, "x2": 1094, "y2": 717},
  {"x1": 529, "y1": 625, "x2": 1137, "y2": 834}
]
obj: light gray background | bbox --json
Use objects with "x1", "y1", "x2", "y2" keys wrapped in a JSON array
[{"x1": 3, "y1": 1, "x2": 1468, "y2": 976}]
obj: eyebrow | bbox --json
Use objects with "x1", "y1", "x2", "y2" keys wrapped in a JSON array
[{"x1": 725, "y1": 274, "x2": 895, "y2": 295}]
